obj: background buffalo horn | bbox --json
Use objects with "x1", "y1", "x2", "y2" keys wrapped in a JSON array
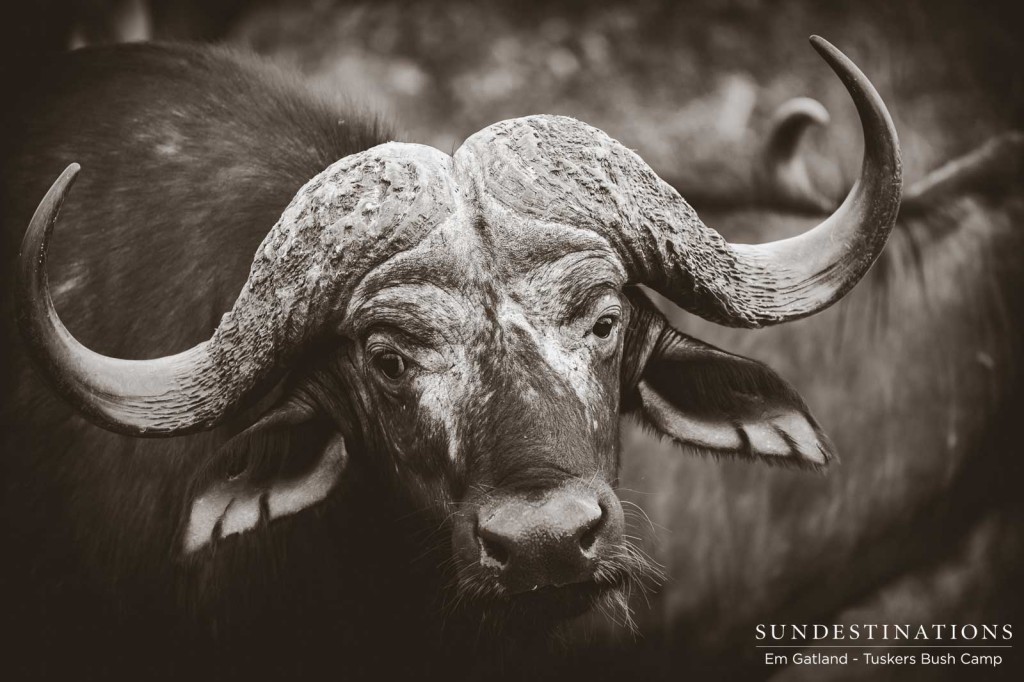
[
  {"x1": 16, "y1": 145, "x2": 455, "y2": 436},
  {"x1": 755, "y1": 96, "x2": 835, "y2": 212},
  {"x1": 670, "y1": 36, "x2": 902, "y2": 325}
]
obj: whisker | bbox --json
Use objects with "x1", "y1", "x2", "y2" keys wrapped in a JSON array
[
  {"x1": 619, "y1": 499, "x2": 669, "y2": 534},
  {"x1": 614, "y1": 487, "x2": 656, "y2": 496}
]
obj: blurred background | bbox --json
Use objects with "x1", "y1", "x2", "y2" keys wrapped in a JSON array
[
  {"x1": 3, "y1": 1, "x2": 1022, "y2": 680},
  {"x1": 3, "y1": 0, "x2": 1022, "y2": 189}
]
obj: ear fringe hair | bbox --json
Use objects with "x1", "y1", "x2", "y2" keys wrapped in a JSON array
[{"x1": 624, "y1": 410, "x2": 834, "y2": 474}]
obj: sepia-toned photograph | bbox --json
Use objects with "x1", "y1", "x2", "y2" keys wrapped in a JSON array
[{"x1": 1, "y1": 1, "x2": 1021, "y2": 680}]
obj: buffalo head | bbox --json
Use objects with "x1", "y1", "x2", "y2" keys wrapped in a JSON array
[{"x1": 15, "y1": 37, "x2": 900, "y2": 621}]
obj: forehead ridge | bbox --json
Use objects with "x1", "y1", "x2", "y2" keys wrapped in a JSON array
[
  {"x1": 352, "y1": 214, "x2": 623, "y2": 307},
  {"x1": 348, "y1": 117, "x2": 628, "y2": 317}
]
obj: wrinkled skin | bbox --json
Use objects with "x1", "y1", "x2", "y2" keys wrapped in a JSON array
[
  {"x1": 251, "y1": 213, "x2": 637, "y2": 609},
  {"x1": 5, "y1": 39, "x2": 1016, "y2": 682},
  {"x1": 2, "y1": 44, "x2": 847, "y2": 682},
  {"x1": 338, "y1": 219, "x2": 628, "y2": 514}
]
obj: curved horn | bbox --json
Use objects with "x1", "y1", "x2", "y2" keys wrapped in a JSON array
[
  {"x1": 17, "y1": 145, "x2": 455, "y2": 436},
  {"x1": 756, "y1": 96, "x2": 834, "y2": 212},
  {"x1": 714, "y1": 36, "x2": 902, "y2": 324},
  {"x1": 458, "y1": 36, "x2": 901, "y2": 328}
]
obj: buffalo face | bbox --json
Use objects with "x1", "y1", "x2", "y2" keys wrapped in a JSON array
[{"x1": 339, "y1": 223, "x2": 637, "y2": 610}]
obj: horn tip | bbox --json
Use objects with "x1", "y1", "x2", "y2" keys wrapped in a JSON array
[
  {"x1": 46, "y1": 164, "x2": 82, "y2": 220},
  {"x1": 61, "y1": 162, "x2": 82, "y2": 182},
  {"x1": 808, "y1": 35, "x2": 831, "y2": 51},
  {"x1": 808, "y1": 36, "x2": 848, "y2": 69}
]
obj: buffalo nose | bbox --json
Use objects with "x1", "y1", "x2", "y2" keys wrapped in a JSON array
[{"x1": 475, "y1": 485, "x2": 620, "y2": 592}]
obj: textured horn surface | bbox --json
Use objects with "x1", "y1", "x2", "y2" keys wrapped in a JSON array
[
  {"x1": 17, "y1": 145, "x2": 456, "y2": 436},
  {"x1": 17, "y1": 36, "x2": 901, "y2": 436},
  {"x1": 455, "y1": 36, "x2": 901, "y2": 327}
]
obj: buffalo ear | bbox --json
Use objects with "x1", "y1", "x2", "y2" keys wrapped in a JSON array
[
  {"x1": 182, "y1": 397, "x2": 348, "y2": 554},
  {"x1": 627, "y1": 300, "x2": 835, "y2": 469}
]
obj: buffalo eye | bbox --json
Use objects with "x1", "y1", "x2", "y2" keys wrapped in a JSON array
[
  {"x1": 592, "y1": 315, "x2": 617, "y2": 339},
  {"x1": 374, "y1": 352, "x2": 407, "y2": 380}
]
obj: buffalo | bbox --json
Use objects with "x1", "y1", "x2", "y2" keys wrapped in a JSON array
[{"x1": 1, "y1": 36, "x2": 906, "y2": 680}]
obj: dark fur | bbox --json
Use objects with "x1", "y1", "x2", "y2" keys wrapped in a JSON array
[
  {"x1": 0, "y1": 43, "x2": 412, "y2": 681},
  {"x1": 0, "y1": 42, "x2": 657, "y2": 682},
  {"x1": 0, "y1": 42, "x2": 879, "y2": 682}
]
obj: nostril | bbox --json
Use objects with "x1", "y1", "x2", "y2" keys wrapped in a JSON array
[
  {"x1": 477, "y1": 524, "x2": 511, "y2": 566},
  {"x1": 480, "y1": 534, "x2": 510, "y2": 566},
  {"x1": 578, "y1": 504, "x2": 605, "y2": 553}
]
